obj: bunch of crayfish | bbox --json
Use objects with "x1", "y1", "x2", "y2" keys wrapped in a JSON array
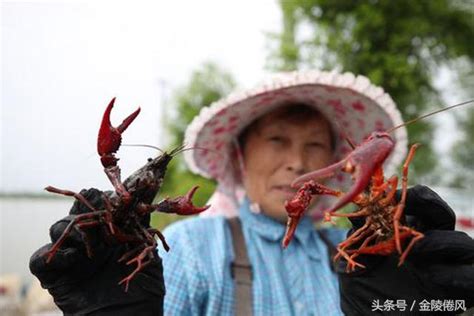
[
  {"x1": 282, "y1": 131, "x2": 424, "y2": 272},
  {"x1": 44, "y1": 98, "x2": 209, "y2": 290},
  {"x1": 282, "y1": 100, "x2": 474, "y2": 270}
]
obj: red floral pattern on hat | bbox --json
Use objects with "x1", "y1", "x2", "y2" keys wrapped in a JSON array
[{"x1": 352, "y1": 100, "x2": 366, "y2": 112}]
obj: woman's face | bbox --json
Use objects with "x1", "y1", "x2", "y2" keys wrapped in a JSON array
[{"x1": 241, "y1": 107, "x2": 334, "y2": 222}]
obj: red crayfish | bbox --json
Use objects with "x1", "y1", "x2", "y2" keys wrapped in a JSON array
[
  {"x1": 282, "y1": 100, "x2": 474, "y2": 271},
  {"x1": 44, "y1": 98, "x2": 209, "y2": 290}
]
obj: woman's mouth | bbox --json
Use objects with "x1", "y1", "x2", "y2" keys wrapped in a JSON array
[{"x1": 272, "y1": 185, "x2": 297, "y2": 199}]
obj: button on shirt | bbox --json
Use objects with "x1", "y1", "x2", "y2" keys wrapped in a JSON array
[{"x1": 161, "y1": 198, "x2": 346, "y2": 315}]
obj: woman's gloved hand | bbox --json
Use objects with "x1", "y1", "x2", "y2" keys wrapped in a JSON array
[
  {"x1": 29, "y1": 188, "x2": 165, "y2": 316},
  {"x1": 338, "y1": 185, "x2": 474, "y2": 315}
]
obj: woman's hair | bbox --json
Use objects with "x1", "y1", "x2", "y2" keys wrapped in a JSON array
[{"x1": 237, "y1": 102, "x2": 337, "y2": 151}]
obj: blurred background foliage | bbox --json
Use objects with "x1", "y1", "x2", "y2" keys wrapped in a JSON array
[
  {"x1": 267, "y1": 0, "x2": 474, "y2": 184},
  {"x1": 153, "y1": 0, "x2": 474, "y2": 228},
  {"x1": 151, "y1": 62, "x2": 236, "y2": 229},
  {"x1": 451, "y1": 107, "x2": 474, "y2": 187}
]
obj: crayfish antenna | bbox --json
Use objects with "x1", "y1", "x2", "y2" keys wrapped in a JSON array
[
  {"x1": 345, "y1": 137, "x2": 356, "y2": 150},
  {"x1": 170, "y1": 144, "x2": 187, "y2": 156},
  {"x1": 121, "y1": 144, "x2": 165, "y2": 154}
]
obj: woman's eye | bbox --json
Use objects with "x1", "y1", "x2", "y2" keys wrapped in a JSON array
[
  {"x1": 306, "y1": 142, "x2": 326, "y2": 150},
  {"x1": 268, "y1": 136, "x2": 284, "y2": 143}
]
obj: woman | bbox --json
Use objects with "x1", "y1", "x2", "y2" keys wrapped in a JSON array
[
  {"x1": 161, "y1": 70, "x2": 474, "y2": 315},
  {"x1": 30, "y1": 70, "x2": 474, "y2": 315}
]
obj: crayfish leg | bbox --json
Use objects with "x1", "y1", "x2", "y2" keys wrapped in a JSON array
[
  {"x1": 326, "y1": 207, "x2": 369, "y2": 219},
  {"x1": 323, "y1": 212, "x2": 337, "y2": 224},
  {"x1": 355, "y1": 230, "x2": 411, "y2": 257},
  {"x1": 74, "y1": 220, "x2": 104, "y2": 258},
  {"x1": 394, "y1": 144, "x2": 420, "y2": 254},
  {"x1": 376, "y1": 176, "x2": 398, "y2": 206},
  {"x1": 104, "y1": 166, "x2": 132, "y2": 205},
  {"x1": 119, "y1": 258, "x2": 152, "y2": 292},
  {"x1": 45, "y1": 211, "x2": 109, "y2": 263},
  {"x1": 336, "y1": 246, "x2": 366, "y2": 272},
  {"x1": 148, "y1": 228, "x2": 170, "y2": 252},
  {"x1": 45, "y1": 186, "x2": 101, "y2": 212},
  {"x1": 397, "y1": 227, "x2": 424, "y2": 266},
  {"x1": 342, "y1": 230, "x2": 379, "y2": 264},
  {"x1": 334, "y1": 221, "x2": 372, "y2": 263},
  {"x1": 119, "y1": 244, "x2": 156, "y2": 291}
]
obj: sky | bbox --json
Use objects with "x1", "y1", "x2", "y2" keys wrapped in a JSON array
[{"x1": 1, "y1": 0, "x2": 280, "y2": 192}]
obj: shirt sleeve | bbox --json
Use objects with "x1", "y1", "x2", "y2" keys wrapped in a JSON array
[{"x1": 160, "y1": 219, "x2": 207, "y2": 316}]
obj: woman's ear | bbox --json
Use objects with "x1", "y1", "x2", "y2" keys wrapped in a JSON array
[{"x1": 231, "y1": 139, "x2": 246, "y2": 186}]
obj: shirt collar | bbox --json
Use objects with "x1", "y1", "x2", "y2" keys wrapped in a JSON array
[{"x1": 238, "y1": 197, "x2": 317, "y2": 248}]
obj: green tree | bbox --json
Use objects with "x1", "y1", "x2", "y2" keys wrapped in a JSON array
[
  {"x1": 449, "y1": 58, "x2": 474, "y2": 188},
  {"x1": 152, "y1": 62, "x2": 236, "y2": 229},
  {"x1": 450, "y1": 107, "x2": 474, "y2": 188},
  {"x1": 269, "y1": 0, "x2": 474, "y2": 182}
]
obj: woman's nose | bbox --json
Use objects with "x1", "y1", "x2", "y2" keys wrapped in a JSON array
[{"x1": 285, "y1": 149, "x2": 306, "y2": 175}]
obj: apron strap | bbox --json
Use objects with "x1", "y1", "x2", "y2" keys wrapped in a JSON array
[
  {"x1": 227, "y1": 217, "x2": 337, "y2": 315},
  {"x1": 228, "y1": 217, "x2": 253, "y2": 316}
]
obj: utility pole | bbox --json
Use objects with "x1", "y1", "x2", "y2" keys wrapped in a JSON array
[{"x1": 156, "y1": 78, "x2": 169, "y2": 148}]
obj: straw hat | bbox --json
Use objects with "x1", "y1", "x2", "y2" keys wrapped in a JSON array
[{"x1": 184, "y1": 70, "x2": 408, "y2": 219}]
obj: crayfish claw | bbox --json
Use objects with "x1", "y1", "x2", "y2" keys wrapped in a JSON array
[
  {"x1": 157, "y1": 186, "x2": 210, "y2": 215},
  {"x1": 185, "y1": 185, "x2": 199, "y2": 200},
  {"x1": 282, "y1": 217, "x2": 300, "y2": 248},
  {"x1": 97, "y1": 98, "x2": 141, "y2": 168},
  {"x1": 117, "y1": 108, "x2": 141, "y2": 134}
]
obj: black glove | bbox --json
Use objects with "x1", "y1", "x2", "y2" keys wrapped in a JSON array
[
  {"x1": 338, "y1": 185, "x2": 474, "y2": 316},
  {"x1": 29, "y1": 188, "x2": 165, "y2": 315}
]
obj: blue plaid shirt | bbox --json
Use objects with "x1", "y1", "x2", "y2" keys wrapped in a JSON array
[{"x1": 161, "y1": 198, "x2": 346, "y2": 316}]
